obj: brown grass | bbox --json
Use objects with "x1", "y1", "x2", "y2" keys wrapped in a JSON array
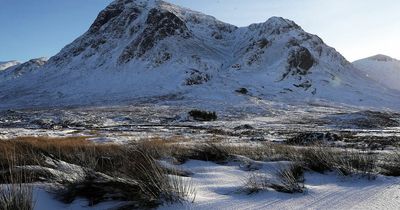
[
  {"x1": 0, "y1": 143, "x2": 35, "y2": 210},
  {"x1": 0, "y1": 136, "x2": 196, "y2": 208},
  {"x1": 380, "y1": 151, "x2": 400, "y2": 176},
  {"x1": 0, "y1": 136, "x2": 124, "y2": 173}
]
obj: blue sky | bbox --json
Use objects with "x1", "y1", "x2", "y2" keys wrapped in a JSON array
[{"x1": 1, "y1": 0, "x2": 399, "y2": 62}]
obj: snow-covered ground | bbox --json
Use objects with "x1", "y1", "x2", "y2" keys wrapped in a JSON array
[
  {"x1": 160, "y1": 160, "x2": 400, "y2": 210},
  {"x1": 34, "y1": 187, "x2": 124, "y2": 210},
  {"x1": 0, "y1": 103, "x2": 399, "y2": 209},
  {"x1": 1, "y1": 103, "x2": 399, "y2": 143},
  {"x1": 29, "y1": 159, "x2": 400, "y2": 210},
  {"x1": 1, "y1": 1, "x2": 400, "y2": 209}
]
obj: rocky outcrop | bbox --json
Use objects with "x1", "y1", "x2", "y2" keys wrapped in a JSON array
[
  {"x1": 119, "y1": 8, "x2": 190, "y2": 63},
  {"x1": 285, "y1": 47, "x2": 314, "y2": 78},
  {"x1": 1, "y1": 0, "x2": 399, "y2": 110}
]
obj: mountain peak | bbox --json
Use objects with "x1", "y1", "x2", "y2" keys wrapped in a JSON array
[
  {"x1": 248, "y1": 16, "x2": 302, "y2": 34},
  {"x1": 353, "y1": 54, "x2": 400, "y2": 91},
  {"x1": 0, "y1": 60, "x2": 21, "y2": 71},
  {"x1": 366, "y1": 54, "x2": 398, "y2": 62},
  {"x1": 264, "y1": 16, "x2": 300, "y2": 28},
  {"x1": 1, "y1": 0, "x2": 400, "y2": 110}
]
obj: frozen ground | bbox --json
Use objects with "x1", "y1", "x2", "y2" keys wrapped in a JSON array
[
  {"x1": 1, "y1": 103, "x2": 399, "y2": 148},
  {"x1": 1, "y1": 103, "x2": 400, "y2": 209},
  {"x1": 161, "y1": 160, "x2": 400, "y2": 210},
  {"x1": 31, "y1": 159, "x2": 400, "y2": 210}
]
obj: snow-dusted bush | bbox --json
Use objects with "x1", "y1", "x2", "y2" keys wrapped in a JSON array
[{"x1": 235, "y1": 87, "x2": 249, "y2": 95}]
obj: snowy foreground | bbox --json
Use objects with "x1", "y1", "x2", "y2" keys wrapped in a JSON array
[
  {"x1": 0, "y1": 103, "x2": 399, "y2": 209},
  {"x1": 163, "y1": 161, "x2": 400, "y2": 210},
  {"x1": 31, "y1": 160, "x2": 400, "y2": 210}
]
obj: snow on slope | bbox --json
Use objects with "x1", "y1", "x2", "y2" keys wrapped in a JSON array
[
  {"x1": 0, "y1": 60, "x2": 20, "y2": 71},
  {"x1": 0, "y1": 57, "x2": 47, "y2": 81},
  {"x1": 0, "y1": 0, "x2": 399, "y2": 110},
  {"x1": 353, "y1": 54, "x2": 400, "y2": 91}
]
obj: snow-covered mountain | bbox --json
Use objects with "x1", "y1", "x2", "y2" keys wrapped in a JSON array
[
  {"x1": 0, "y1": 0, "x2": 399, "y2": 110},
  {"x1": 353, "y1": 54, "x2": 400, "y2": 91},
  {"x1": 0, "y1": 58, "x2": 47, "y2": 81},
  {"x1": 0, "y1": 60, "x2": 20, "y2": 71}
]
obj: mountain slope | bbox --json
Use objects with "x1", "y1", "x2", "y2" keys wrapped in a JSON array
[
  {"x1": 0, "y1": 0, "x2": 399, "y2": 110},
  {"x1": 0, "y1": 58, "x2": 47, "y2": 81},
  {"x1": 0, "y1": 61, "x2": 20, "y2": 71},
  {"x1": 353, "y1": 55, "x2": 400, "y2": 91}
]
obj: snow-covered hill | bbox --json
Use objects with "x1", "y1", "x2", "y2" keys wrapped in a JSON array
[
  {"x1": 0, "y1": 0, "x2": 399, "y2": 110},
  {"x1": 353, "y1": 54, "x2": 400, "y2": 91},
  {"x1": 0, "y1": 58, "x2": 47, "y2": 81},
  {"x1": 0, "y1": 60, "x2": 20, "y2": 71}
]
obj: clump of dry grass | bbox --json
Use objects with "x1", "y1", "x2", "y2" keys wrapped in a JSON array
[
  {"x1": 242, "y1": 173, "x2": 269, "y2": 194},
  {"x1": 242, "y1": 163, "x2": 305, "y2": 194},
  {"x1": 0, "y1": 183, "x2": 34, "y2": 210},
  {"x1": 379, "y1": 151, "x2": 400, "y2": 176},
  {"x1": 134, "y1": 139, "x2": 380, "y2": 178},
  {"x1": 0, "y1": 153, "x2": 35, "y2": 210},
  {"x1": 291, "y1": 146, "x2": 377, "y2": 178},
  {"x1": 0, "y1": 136, "x2": 196, "y2": 208},
  {"x1": 271, "y1": 164, "x2": 305, "y2": 193}
]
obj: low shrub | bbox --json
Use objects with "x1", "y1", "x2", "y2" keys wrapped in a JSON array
[
  {"x1": 188, "y1": 110, "x2": 217, "y2": 121},
  {"x1": 235, "y1": 88, "x2": 249, "y2": 95}
]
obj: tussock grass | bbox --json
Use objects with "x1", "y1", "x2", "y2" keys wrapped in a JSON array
[
  {"x1": 134, "y1": 139, "x2": 381, "y2": 178},
  {"x1": 271, "y1": 164, "x2": 305, "y2": 193},
  {"x1": 0, "y1": 136, "x2": 196, "y2": 208},
  {"x1": 380, "y1": 151, "x2": 400, "y2": 176},
  {"x1": 0, "y1": 135, "x2": 395, "y2": 207},
  {"x1": 293, "y1": 146, "x2": 377, "y2": 178},
  {"x1": 242, "y1": 164, "x2": 305, "y2": 194},
  {"x1": 242, "y1": 173, "x2": 269, "y2": 194},
  {"x1": 0, "y1": 183, "x2": 34, "y2": 210},
  {"x1": 0, "y1": 153, "x2": 35, "y2": 210}
]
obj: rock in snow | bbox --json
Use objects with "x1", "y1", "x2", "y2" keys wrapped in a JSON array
[{"x1": 0, "y1": 0, "x2": 399, "y2": 110}]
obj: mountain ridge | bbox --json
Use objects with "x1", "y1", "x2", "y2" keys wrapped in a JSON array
[
  {"x1": 0, "y1": 0, "x2": 399, "y2": 110},
  {"x1": 0, "y1": 60, "x2": 20, "y2": 71}
]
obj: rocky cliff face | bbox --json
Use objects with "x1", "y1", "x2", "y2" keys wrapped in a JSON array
[{"x1": 0, "y1": 0, "x2": 399, "y2": 110}]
